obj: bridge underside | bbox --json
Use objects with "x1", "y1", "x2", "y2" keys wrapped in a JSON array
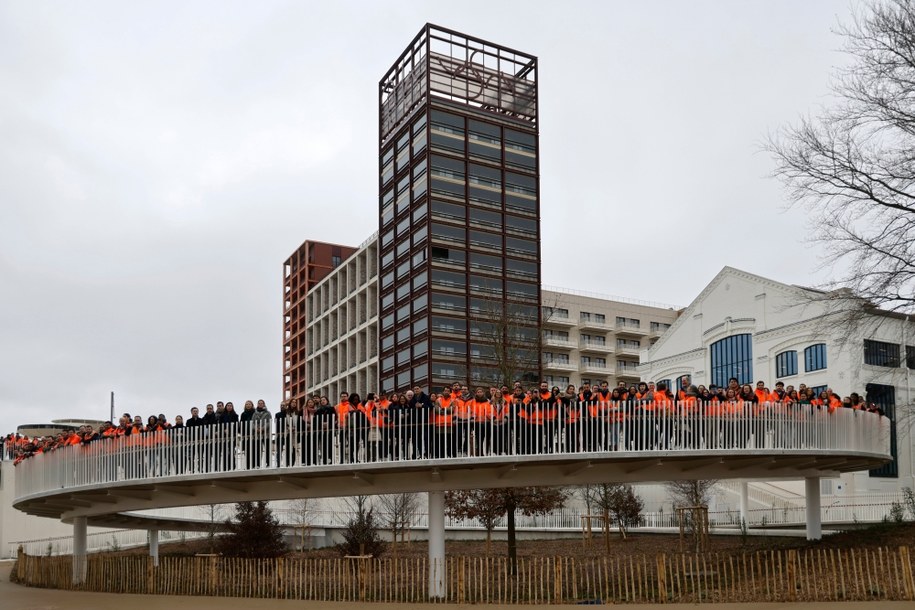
[{"x1": 15, "y1": 449, "x2": 887, "y2": 531}]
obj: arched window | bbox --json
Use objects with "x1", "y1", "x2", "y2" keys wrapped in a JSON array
[
  {"x1": 804, "y1": 344, "x2": 827, "y2": 372},
  {"x1": 674, "y1": 374, "x2": 692, "y2": 393},
  {"x1": 775, "y1": 350, "x2": 798, "y2": 378},
  {"x1": 709, "y1": 334, "x2": 753, "y2": 388}
]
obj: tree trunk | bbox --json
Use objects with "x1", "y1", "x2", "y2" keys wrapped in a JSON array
[
  {"x1": 486, "y1": 528, "x2": 492, "y2": 553},
  {"x1": 603, "y1": 508, "x2": 611, "y2": 553},
  {"x1": 507, "y1": 501, "x2": 518, "y2": 576}
]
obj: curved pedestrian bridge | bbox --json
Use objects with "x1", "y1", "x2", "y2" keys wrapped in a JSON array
[
  {"x1": 14, "y1": 405, "x2": 891, "y2": 524},
  {"x1": 11, "y1": 404, "x2": 892, "y2": 592}
]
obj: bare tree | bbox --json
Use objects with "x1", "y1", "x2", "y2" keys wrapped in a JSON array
[
  {"x1": 445, "y1": 486, "x2": 567, "y2": 575},
  {"x1": 376, "y1": 492, "x2": 421, "y2": 550},
  {"x1": 198, "y1": 503, "x2": 230, "y2": 553},
  {"x1": 666, "y1": 480, "x2": 717, "y2": 552},
  {"x1": 580, "y1": 483, "x2": 644, "y2": 548},
  {"x1": 288, "y1": 498, "x2": 315, "y2": 551},
  {"x1": 767, "y1": 0, "x2": 915, "y2": 317},
  {"x1": 470, "y1": 292, "x2": 568, "y2": 388}
]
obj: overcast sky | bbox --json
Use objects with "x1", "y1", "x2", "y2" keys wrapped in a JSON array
[{"x1": 0, "y1": 0, "x2": 859, "y2": 430}]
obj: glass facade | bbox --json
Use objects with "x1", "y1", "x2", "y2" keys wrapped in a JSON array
[
  {"x1": 709, "y1": 334, "x2": 753, "y2": 388},
  {"x1": 378, "y1": 26, "x2": 540, "y2": 393}
]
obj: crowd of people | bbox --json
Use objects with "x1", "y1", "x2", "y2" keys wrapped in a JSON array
[{"x1": 1, "y1": 377, "x2": 883, "y2": 470}]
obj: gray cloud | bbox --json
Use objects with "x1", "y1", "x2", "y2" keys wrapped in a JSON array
[{"x1": 0, "y1": 0, "x2": 858, "y2": 430}]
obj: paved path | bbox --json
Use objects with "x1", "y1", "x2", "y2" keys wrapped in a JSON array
[{"x1": 2, "y1": 561, "x2": 913, "y2": 610}]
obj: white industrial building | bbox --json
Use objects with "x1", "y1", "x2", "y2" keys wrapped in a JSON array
[{"x1": 640, "y1": 266, "x2": 914, "y2": 498}]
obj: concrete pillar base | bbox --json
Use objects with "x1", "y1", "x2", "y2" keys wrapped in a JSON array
[
  {"x1": 428, "y1": 491, "x2": 445, "y2": 599},
  {"x1": 805, "y1": 477, "x2": 822, "y2": 541},
  {"x1": 72, "y1": 517, "x2": 87, "y2": 585}
]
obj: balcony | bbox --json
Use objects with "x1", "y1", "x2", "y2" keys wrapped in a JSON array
[
  {"x1": 579, "y1": 341, "x2": 611, "y2": 354},
  {"x1": 543, "y1": 359, "x2": 577, "y2": 372},
  {"x1": 649, "y1": 325, "x2": 671, "y2": 338},
  {"x1": 615, "y1": 364, "x2": 641, "y2": 380},
  {"x1": 580, "y1": 362, "x2": 609, "y2": 375},
  {"x1": 615, "y1": 322, "x2": 647, "y2": 338},
  {"x1": 543, "y1": 314, "x2": 576, "y2": 328},
  {"x1": 578, "y1": 317, "x2": 611, "y2": 332},
  {"x1": 616, "y1": 345, "x2": 641, "y2": 357},
  {"x1": 543, "y1": 337, "x2": 574, "y2": 349}
]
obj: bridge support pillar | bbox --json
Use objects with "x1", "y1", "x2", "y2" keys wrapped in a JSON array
[
  {"x1": 805, "y1": 477, "x2": 822, "y2": 540},
  {"x1": 149, "y1": 529, "x2": 159, "y2": 567},
  {"x1": 738, "y1": 481, "x2": 749, "y2": 528},
  {"x1": 72, "y1": 516, "x2": 87, "y2": 585},
  {"x1": 428, "y1": 491, "x2": 445, "y2": 599}
]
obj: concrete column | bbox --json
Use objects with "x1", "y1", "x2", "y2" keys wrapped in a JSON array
[
  {"x1": 149, "y1": 529, "x2": 159, "y2": 567},
  {"x1": 72, "y1": 516, "x2": 87, "y2": 585},
  {"x1": 428, "y1": 491, "x2": 445, "y2": 599},
  {"x1": 738, "y1": 481, "x2": 749, "y2": 528},
  {"x1": 805, "y1": 477, "x2": 822, "y2": 541}
]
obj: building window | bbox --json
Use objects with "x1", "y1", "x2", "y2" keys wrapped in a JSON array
[
  {"x1": 581, "y1": 312, "x2": 606, "y2": 324},
  {"x1": 543, "y1": 306, "x2": 569, "y2": 319},
  {"x1": 867, "y1": 383, "x2": 897, "y2": 478},
  {"x1": 864, "y1": 340, "x2": 900, "y2": 367},
  {"x1": 543, "y1": 329, "x2": 569, "y2": 340},
  {"x1": 803, "y1": 344, "x2": 826, "y2": 372},
  {"x1": 674, "y1": 375, "x2": 691, "y2": 392},
  {"x1": 775, "y1": 350, "x2": 798, "y2": 378},
  {"x1": 650, "y1": 321, "x2": 671, "y2": 333},
  {"x1": 709, "y1": 333, "x2": 753, "y2": 388},
  {"x1": 809, "y1": 385, "x2": 828, "y2": 397},
  {"x1": 616, "y1": 316, "x2": 640, "y2": 328}
]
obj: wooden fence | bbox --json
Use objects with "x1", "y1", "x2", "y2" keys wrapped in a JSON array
[{"x1": 14, "y1": 547, "x2": 915, "y2": 603}]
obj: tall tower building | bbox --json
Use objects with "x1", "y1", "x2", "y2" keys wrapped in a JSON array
[{"x1": 377, "y1": 24, "x2": 541, "y2": 393}]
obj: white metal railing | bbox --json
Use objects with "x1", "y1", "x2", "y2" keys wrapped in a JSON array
[
  {"x1": 13, "y1": 404, "x2": 890, "y2": 500},
  {"x1": 720, "y1": 481, "x2": 806, "y2": 510},
  {"x1": 8, "y1": 529, "x2": 207, "y2": 558}
]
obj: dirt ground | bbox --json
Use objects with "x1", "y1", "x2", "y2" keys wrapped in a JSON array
[{"x1": 2, "y1": 561, "x2": 913, "y2": 610}]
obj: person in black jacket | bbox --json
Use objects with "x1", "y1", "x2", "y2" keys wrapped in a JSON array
[
  {"x1": 313, "y1": 398, "x2": 337, "y2": 465},
  {"x1": 185, "y1": 406, "x2": 204, "y2": 473},
  {"x1": 409, "y1": 387, "x2": 434, "y2": 459},
  {"x1": 218, "y1": 402, "x2": 239, "y2": 471}
]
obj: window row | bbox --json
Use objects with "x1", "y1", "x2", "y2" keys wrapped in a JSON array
[{"x1": 774, "y1": 343, "x2": 827, "y2": 377}]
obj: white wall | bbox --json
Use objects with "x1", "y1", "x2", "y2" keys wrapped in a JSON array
[{"x1": 641, "y1": 266, "x2": 915, "y2": 495}]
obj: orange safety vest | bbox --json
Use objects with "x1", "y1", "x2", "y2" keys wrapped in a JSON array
[
  {"x1": 470, "y1": 399, "x2": 494, "y2": 421},
  {"x1": 435, "y1": 398, "x2": 455, "y2": 427},
  {"x1": 357, "y1": 401, "x2": 375, "y2": 427},
  {"x1": 335, "y1": 402, "x2": 351, "y2": 427}
]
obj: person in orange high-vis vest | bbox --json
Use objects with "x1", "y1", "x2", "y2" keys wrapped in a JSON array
[
  {"x1": 588, "y1": 383, "x2": 613, "y2": 451},
  {"x1": 371, "y1": 392, "x2": 391, "y2": 461},
  {"x1": 334, "y1": 392, "x2": 354, "y2": 463},
  {"x1": 452, "y1": 387, "x2": 471, "y2": 457},
  {"x1": 754, "y1": 381, "x2": 769, "y2": 404},
  {"x1": 357, "y1": 394, "x2": 377, "y2": 461},
  {"x1": 652, "y1": 383, "x2": 675, "y2": 450},
  {"x1": 433, "y1": 387, "x2": 456, "y2": 458},
  {"x1": 469, "y1": 387, "x2": 495, "y2": 456}
]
